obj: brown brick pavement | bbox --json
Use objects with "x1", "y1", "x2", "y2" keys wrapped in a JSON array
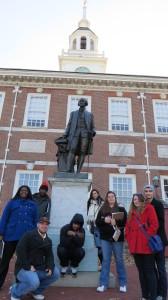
[{"x1": 0, "y1": 256, "x2": 167, "y2": 300}]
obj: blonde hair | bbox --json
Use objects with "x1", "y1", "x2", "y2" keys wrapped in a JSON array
[{"x1": 127, "y1": 193, "x2": 146, "y2": 222}]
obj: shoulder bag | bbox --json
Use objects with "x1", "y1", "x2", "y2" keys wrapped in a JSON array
[{"x1": 135, "y1": 216, "x2": 163, "y2": 253}]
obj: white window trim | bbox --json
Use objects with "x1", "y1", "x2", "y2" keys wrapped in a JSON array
[
  {"x1": 109, "y1": 173, "x2": 136, "y2": 210},
  {"x1": 160, "y1": 175, "x2": 168, "y2": 202},
  {"x1": 108, "y1": 97, "x2": 133, "y2": 132},
  {"x1": 66, "y1": 95, "x2": 91, "y2": 125},
  {"x1": 0, "y1": 92, "x2": 5, "y2": 119},
  {"x1": 23, "y1": 93, "x2": 51, "y2": 128},
  {"x1": 13, "y1": 170, "x2": 43, "y2": 196},
  {"x1": 153, "y1": 99, "x2": 168, "y2": 133}
]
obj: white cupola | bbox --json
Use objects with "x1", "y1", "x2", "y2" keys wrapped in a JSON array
[{"x1": 59, "y1": 0, "x2": 107, "y2": 73}]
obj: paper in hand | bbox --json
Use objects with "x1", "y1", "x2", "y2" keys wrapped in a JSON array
[{"x1": 0, "y1": 240, "x2": 5, "y2": 258}]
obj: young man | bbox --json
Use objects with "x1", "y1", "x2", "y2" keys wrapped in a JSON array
[
  {"x1": 33, "y1": 182, "x2": 51, "y2": 219},
  {"x1": 57, "y1": 213, "x2": 85, "y2": 277},
  {"x1": 10, "y1": 217, "x2": 60, "y2": 300},
  {"x1": 143, "y1": 184, "x2": 168, "y2": 300}
]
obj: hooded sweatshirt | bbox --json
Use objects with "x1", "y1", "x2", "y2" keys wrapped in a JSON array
[{"x1": 58, "y1": 213, "x2": 85, "y2": 249}]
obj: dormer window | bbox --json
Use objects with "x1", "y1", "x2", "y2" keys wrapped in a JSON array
[
  {"x1": 72, "y1": 38, "x2": 77, "y2": 50},
  {"x1": 90, "y1": 39, "x2": 94, "y2": 50},
  {"x1": 81, "y1": 36, "x2": 86, "y2": 49}
]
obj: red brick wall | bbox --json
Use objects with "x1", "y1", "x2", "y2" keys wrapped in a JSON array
[{"x1": 0, "y1": 85, "x2": 168, "y2": 213}]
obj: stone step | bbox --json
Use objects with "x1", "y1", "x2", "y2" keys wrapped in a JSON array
[{"x1": 52, "y1": 271, "x2": 115, "y2": 288}]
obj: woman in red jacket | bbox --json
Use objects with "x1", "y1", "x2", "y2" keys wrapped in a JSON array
[{"x1": 125, "y1": 193, "x2": 159, "y2": 300}]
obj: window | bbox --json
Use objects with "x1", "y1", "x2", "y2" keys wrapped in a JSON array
[
  {"x1": 81, "y1": 36, "x2": 86, "y2": 49},
  {"x1": 0, "y1": 92, "x2": 5, "y2": 119},
  {"x1": 75, "y1": 67, "x2": 90, "y2": 73},
  {"x1": 160, "y1": 176, "x2": 168, "y2": 203},
  {"x1": 23, "y1": 94, "x2": 50, "y2": 128},
  {"x1": 109, "y1": 174, "x2": 136, "y2": 211},
  {"x1": 13, "y1": 170, "x2": 43, "y2": 196},
  {"x1": 153, "y1": 100, "x2": 168, "y2": 133},
  {"x1": 90, "y1": 39, "x2": 94, "y2": 50},
  {"x1": 66, "y1": 95, "x2": 91, "y2": 124},
  {"x1": 108, "y1": 98, "x2": 133, "y2": 131},
  {"x1": 73, "y1": 38, "x2": 76, "y2": 50}
]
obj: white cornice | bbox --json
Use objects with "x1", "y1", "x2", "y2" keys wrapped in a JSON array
[{"x1": 0, "y1": 68, "x2": 168, "y2": 93}]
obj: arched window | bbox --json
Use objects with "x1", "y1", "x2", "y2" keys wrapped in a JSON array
[
  {"x1": 75, "y1": 67, "x2": 90, "y2": 73},
  {"x1": 90, "y1": 39, "x2": 94, "y2": 50},
  {"x1": 80, "y1": 36, "x2": 86, "y2": 49},
  {"x1": 72, "y1": 39, "x2": 76, "y2": 50}
]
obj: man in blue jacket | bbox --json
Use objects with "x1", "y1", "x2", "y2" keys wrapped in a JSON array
[{"x1": 57, "y1": 213, "x2": 85, "y2": 277}]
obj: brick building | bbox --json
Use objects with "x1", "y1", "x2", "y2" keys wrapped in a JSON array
[{"x1": 0, "y1": 2, "x2": 168, "y2": 212}]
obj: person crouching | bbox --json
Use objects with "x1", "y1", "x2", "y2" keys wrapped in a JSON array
[{"x1": 57, "y1": 213, "x2": 85, "y2": 278}]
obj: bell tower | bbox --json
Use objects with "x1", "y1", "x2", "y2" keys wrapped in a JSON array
[{"x1": 58, "y1": 1, "x2": 107, "y2": 73}]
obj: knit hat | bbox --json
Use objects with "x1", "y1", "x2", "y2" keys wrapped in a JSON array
[
  {"x1": 143, "y1": 184, "x2": 155, "y2": 194},
  {"x1": 39, "y1": 182, "x2": 48, "y2": 191},
  {"x1": 38, "y1": 217, "x2": 50, "y2": 224}
]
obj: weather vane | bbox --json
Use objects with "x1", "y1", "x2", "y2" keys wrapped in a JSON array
[{"x1": 83, "y1": 0, "x2": 87, "y2": 8}]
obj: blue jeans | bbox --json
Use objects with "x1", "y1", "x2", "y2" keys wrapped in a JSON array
[
  {"x1": 93, "y1": 227, "x2": 101, "y2": 249},
  {"x1": 100, "y1": 240, "x2": 127, "y2": 287},
  {"x1": 11, "y1": 268, "x2": 60, "y2": 298},
  {"x1": 155, "y1": 248, "x2": 167, "y2": 298}
]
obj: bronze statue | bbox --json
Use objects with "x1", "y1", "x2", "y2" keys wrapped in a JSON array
[{"x1": 62, "y1": 98, "x2": 96, "y2": 173}]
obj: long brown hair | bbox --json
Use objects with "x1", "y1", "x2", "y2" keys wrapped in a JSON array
[
  {"x1": 127, "y1": 193, "x2": 146, "y2": 221},
  {"x1": 100, "y1": 191, "x2": 119, "y2": 214}
]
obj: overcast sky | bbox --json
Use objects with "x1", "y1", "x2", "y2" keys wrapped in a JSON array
[{"x1": 0, "y1": 0, "x2": 168, "y2": 77}]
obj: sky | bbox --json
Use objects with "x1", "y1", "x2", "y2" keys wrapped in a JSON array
[{"x1": 0, "y1": 0, "x2": 168, "y2": 77}]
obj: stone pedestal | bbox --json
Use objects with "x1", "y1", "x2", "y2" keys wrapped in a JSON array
[{"x1": 48, "y1": 173, "x2": 115, "y2": 288}]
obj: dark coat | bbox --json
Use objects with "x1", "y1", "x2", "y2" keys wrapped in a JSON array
[
  {"x1": 14, "y1": 228, "x2": 55, "y2": 275},
  {"x1": 96, "y1": 206, "x2": 127, "y2": 242},
  {"x1": 125, "y1": 204, "x2": 159, "y2": 254},
  {"x1": 150, "y1": 197, "x2": 168, "y2": 247},
  {"x1": 0, "y1": 197, "x2": 38, "y2": 242},
  {"x1": 64, "y1": 109, "x2": 96, "y2": 155},
  {"x1": 32, "y1": 193, "x2": 51, "y2": 219},
  {"x1": 58, "y1": 214, "x2": 85, "y2": 249}
]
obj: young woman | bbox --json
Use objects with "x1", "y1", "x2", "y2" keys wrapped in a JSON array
[
  {"x1": 87, "y1": 189, "x2": 104, "y2": 263},
  {"x1": 0, "y1": 185, "x2": 38, "y2": 288},
  {"x1": 96, "y1": 191, "x2": 127, "y2": 293},
  {"x1": 125, "y1": 193, "x2": 159, "y2": 300}
]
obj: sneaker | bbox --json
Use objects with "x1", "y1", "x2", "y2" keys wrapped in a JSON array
[
  {"x1": 97, "y1": 285, "x2": 107, "y2": 292},
  {"x1": 30, "y1": 293, "x2": 44, "y2": 300},
  {"x1": 156, "y1": 297, "x2": 166, "y2": 300},
  {"x1": 119, "y1": 286, "x2": 127, "y2": 293},
  {"x1": 60, "y1": 266, "x2": 68, "y2": 276},
  {"x1": 71, "y1": 267, "x2": 77, "y2": 278}
]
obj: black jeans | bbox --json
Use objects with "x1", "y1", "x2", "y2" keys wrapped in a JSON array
[
  {"x1": 0, "y1": 241, "x2": 18, "y2": 287},
  {"x1": 155, "y1": 248, "x2": 167, "y2": 298},
  {"x1": 57, "y1": 246, "x2": 85, "y2": 268},
  {"x1": 134, "y1": 253, "x2": 157, "y2": 300}
]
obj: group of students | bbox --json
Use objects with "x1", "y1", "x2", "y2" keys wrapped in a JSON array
[
  {"x1": 87, "y1": 186, "x2": 168, "y2": 300},
  {"x1": 0, "y1": 183, "x2": 167, "y2": 300}
]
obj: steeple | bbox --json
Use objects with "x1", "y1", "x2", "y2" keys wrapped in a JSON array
[
  {"x1": 58, "y1": 1, "x2": 107, "y2": 73},
  {"x1": 83, "y1": 0, "x2": 87, "y2": 19}
]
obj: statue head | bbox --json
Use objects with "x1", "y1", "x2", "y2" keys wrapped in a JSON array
[{"x1": 78, "y1": 98, "x2": 88, "y2": 107}]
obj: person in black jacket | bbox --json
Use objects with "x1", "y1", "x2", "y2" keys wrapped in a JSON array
[
  {"x1": 57, "y1": 213, "x2": 85, "y2": 277},
  {"x1": 144, "y1": 184, "x2": 168, "y2": 300},
  {"x1": 10, "y1": 217, "x2": 60, "y2": 300},
  {"x1": 96, "y1": 191, "x2": 127, "y2": 293},
  {"x1": 33, "y1": 182, "x2": 51, "y2": 219}
]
